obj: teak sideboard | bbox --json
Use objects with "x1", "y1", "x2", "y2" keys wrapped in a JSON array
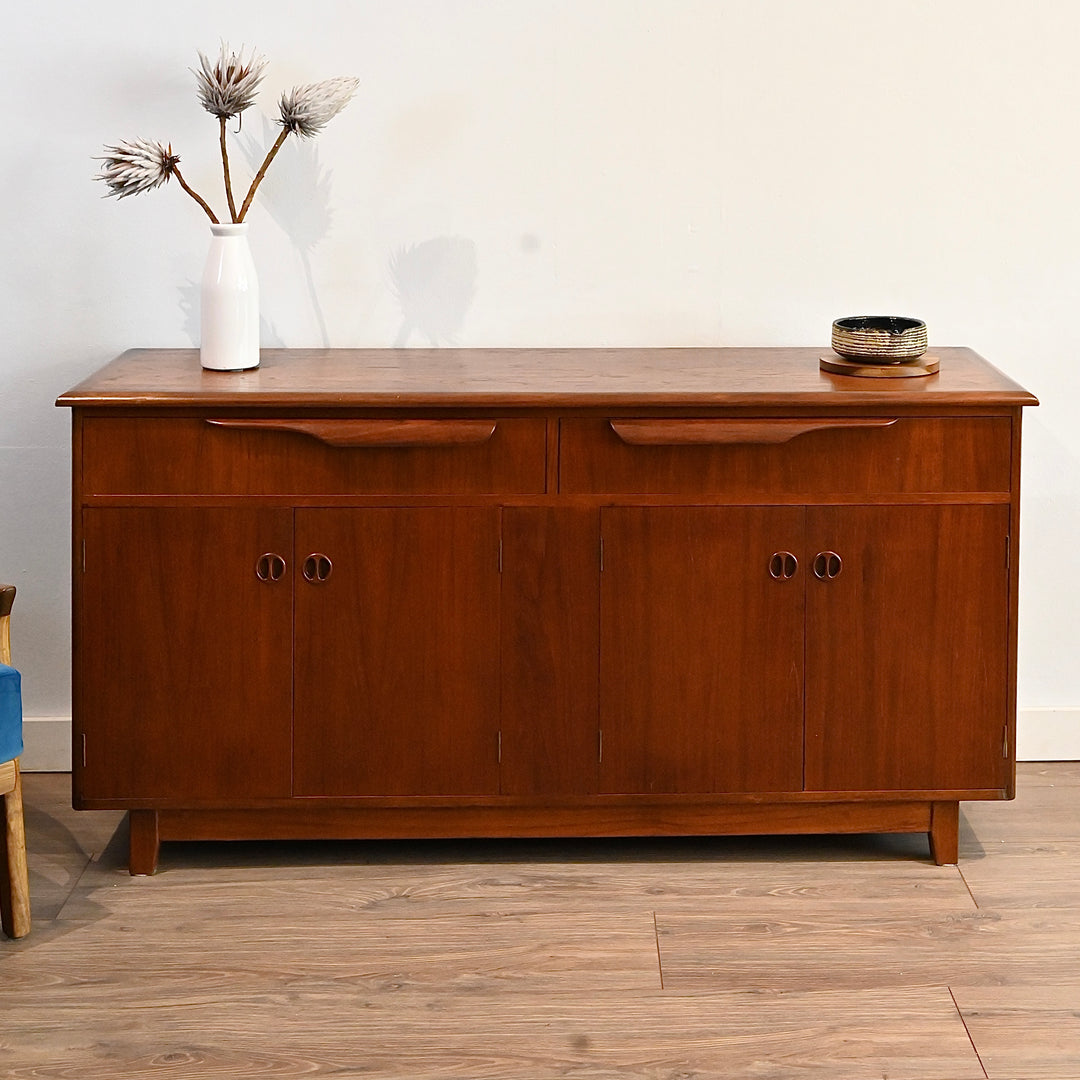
[{"x1": 58, "y1": 347, "x2": 1037, "y2": 874}]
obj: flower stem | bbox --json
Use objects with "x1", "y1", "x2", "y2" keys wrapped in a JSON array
[
  {"x1": 219, "y1": 117, "x2": 238, "y2": 222},
  {"x1": 172, "y1": 166, "x2": 219, "y2": 224},
  {"x1": 237, "y1": 127, "x2": 290, "y2": 223}
]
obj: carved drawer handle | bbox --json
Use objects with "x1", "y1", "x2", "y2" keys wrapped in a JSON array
[
  {"x1": 609, "y1": 418, "x2": 898, "y2": 446},
  {"x1": 206, "y1": 419, "x2": 498, "y2": 448}
]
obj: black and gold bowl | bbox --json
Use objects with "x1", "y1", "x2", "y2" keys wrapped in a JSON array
[{"x1": 831, "y1": 316, "x2": 928, "y2": 362}]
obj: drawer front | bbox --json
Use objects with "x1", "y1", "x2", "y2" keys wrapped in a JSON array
[
  {"x1": 559, "y1": 416, "x2": 1012, "y2": 495},
  {"x1": 81, "y1": 416, "x2": 548, "y2": 495}
]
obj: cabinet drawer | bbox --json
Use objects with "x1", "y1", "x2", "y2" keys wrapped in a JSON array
[
  {"x1": 559, "y1": 416, "x2": 1012, "y2": 495},
  {"x1": 81, "y1": 416, "x2": 548, "y2": 495}
]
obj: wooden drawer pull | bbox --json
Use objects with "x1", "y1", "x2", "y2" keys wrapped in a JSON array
[
  {"x1": 206, "y1": 419, "x2": 497, "y2": 448},
  {"x1": 609, "y1": 418, "x2": 898, "y2": 446}
]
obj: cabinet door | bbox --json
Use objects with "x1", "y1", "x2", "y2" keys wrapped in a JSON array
[
  {"x1": 294, "y1": 508, "x2": 501, "y2": 796},
  {"x1": 599, "y1": 506, "x2": 805, "y2": 794},
  {"x1": 78, "y1": 508, "x2": 293, "y2": 801},
  {"x1": 805, "y1": 505, "x2": 1010, "y2": 792}
]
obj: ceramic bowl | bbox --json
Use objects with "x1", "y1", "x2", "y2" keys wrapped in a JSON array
[{"x1": 831, "y1": 316, "x2": 928, "y2": 362}]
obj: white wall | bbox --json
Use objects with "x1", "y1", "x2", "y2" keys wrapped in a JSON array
[{"x1": 3, "y1": 1, "x2": 1078, "y2": 760}]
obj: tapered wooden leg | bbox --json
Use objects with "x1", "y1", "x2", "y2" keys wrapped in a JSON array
[
  {"x1": 929, "y1": 800, "x2": 960, "y2": 865},
  {"x1": 1, "y1": 761, "x2": 31, "y2": 938},
  {"x1": 129, "y1": 809, "x2": 160, "y2": 876}
]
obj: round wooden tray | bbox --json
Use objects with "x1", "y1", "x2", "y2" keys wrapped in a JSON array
[{"x1": 820, "y1": 353, "x2": 940, "y2": 378}]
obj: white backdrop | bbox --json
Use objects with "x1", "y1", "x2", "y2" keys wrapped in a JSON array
[{"x1": 2, "y1": 1, "x2": 1077, "y2": 760}]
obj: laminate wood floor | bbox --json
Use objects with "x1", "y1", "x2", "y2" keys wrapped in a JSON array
[{"x1": 3, "y1": 766, "x2": 1079, "y2": 1079}]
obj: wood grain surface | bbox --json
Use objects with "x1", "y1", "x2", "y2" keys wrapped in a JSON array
[
  {"x1": 6, "y1": 767, "x2": 1080, "y2": 1078},
  {"x1": 56, "y1": 346, "x2": 1038, "y2": 408},
  {"x1": 76, "y1": 507, "x2": 294, "y2": 803},
  {"x1": 499, "y1": 507, "x2": 600, "y2": 795},
  {"x1": 952, "y1": 984, "x2": 1080, "y2": 1080},
  {"x1": 657, "y1": 906, "x2": 1080, "y2": 991},
  {"x1": 561, "y1": 415, "x2": 1012, "y2": 495},
  {"x1": 61, "y1": 349, "x2": 1034, "y2": 871},
  {"x1": 293, "y1": 508, "x2": 501, "y2": 796},
  {"x1": 599, "y1": 505, "x2": 805, "y2": 794},
  {"x1": 1, "y1": 987, "x2": 984, "y2": 1080},
  {"x1": 81, "y1": 415, "x2": 547, "y2": 495},
  {"x1": 805, "y1": 504, "x2": 1011, "y2": 793}
]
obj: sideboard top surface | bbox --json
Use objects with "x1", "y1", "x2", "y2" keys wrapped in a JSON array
[{"x1": 56, "y1": 347, "x2": 1038, "y2": 410}]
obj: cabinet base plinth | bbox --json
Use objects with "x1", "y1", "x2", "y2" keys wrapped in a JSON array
[{"x1": 125, "y1": 798, "x2": 969, "y2": 875}]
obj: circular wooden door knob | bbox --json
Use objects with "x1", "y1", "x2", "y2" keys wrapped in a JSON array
[{"x1": 302, "y1": 554, "x2": 333, "y2": 583}]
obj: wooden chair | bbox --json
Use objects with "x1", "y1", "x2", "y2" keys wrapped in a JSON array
[{"x1": 1, "y1": 584, "x2": 30, "y2": 938}]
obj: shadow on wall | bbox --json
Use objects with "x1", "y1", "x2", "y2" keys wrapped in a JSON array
[
  {"x1": 390, "y1": 237, "x2": 477, "y2": 347},
  {"x1": 231, "y1": 115, "x2": 335, "y2": 345}
]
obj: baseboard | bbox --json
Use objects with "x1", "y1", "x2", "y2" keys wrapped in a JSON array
[
  {"x1": 20, "y1": 717, "x2": 72, "y2": 772},
  {"x1": 17, "y1": 712, "x2": 1080, "y2": 774},
  {"x1": 1016, "y1": 708, "x2": 1080, "y2": 761}
]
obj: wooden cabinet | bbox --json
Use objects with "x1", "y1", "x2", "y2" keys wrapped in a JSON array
[{"x1": 59, "y1": 347, "x2": 1036, "y2": 873}]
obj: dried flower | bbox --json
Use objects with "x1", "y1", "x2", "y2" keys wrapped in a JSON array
[
  {"x1": 97, "y1": 48, "x2": 359, "y2": 225},
  {"x1": 95, "y1": 138, "x2": 179, "y2": 199},
  {"x1": 194, "y1": 43, "x2": 267, "y2": 120},
  {"x1": 278, "y1": 77, "x2": 360, "y2": 138},
  {"x1": 236, "y1": 75, "x2": 359, "y2": 220},
  {"x1": 195, "y1": 42, "x2": 267, "y2": 220},
  {"x1": 95, "y1": 138, "x2": 219, "y2": 222}
]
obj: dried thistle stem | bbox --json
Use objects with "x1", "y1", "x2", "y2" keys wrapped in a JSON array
[
  {"x1": 219, "y1": 117, "x2": 238, "y2": 222},
  {"x1": 172, "y1": 166, "x2": 220, "y2": 223},
  {"x1": 237, "y1": 127, "x2": 290, "y2": 223}
]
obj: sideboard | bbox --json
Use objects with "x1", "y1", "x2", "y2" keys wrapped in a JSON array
[{"x1": 57, "y1": 347, "x2": 1037, "y2": 873}]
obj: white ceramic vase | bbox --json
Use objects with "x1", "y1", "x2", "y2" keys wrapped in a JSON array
[{"x1": 200, "y1": 223, "x2": 260, "y2": 371}]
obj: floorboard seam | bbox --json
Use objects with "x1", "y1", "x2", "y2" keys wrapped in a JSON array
[
  {"x1": 956, "y1": 865, "x2": 980, "y2": 910},
  {"x1": 948, "y1": 985, "x2": 989, "y2": 1079},
  {"x1": 653, "y1": 911, "x2": 664, "y2": 989}
]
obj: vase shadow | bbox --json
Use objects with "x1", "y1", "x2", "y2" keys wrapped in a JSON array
[{"x1": 390, "y1": 236, "x2": 478, "y2": 348}]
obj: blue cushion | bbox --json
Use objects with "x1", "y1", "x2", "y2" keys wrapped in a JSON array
[{"x1": 0, "y1": 663, "x2": 23, "y2": 763}]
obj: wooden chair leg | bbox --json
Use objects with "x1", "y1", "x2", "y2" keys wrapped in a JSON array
[
  {"x1": 929, "y1": 800, "x2": 960, "y2": 866},
  {"x1": 1, "y1": 761, "x2": 31, "y2": 938}
]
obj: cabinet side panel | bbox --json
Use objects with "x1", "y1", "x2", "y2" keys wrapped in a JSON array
[
  {"x1": 71, "y1": 411, "x2": 86, "y2": 806},
  {"x1": 1005, "y1": 410, "x2": 1023, "y2": 798},
  {"x1": 805, "y1": 504, "x2": 1011, "y2": 792},
  {"x1": 500, "y1": 507, "x2": 600, "y2": 795}
]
